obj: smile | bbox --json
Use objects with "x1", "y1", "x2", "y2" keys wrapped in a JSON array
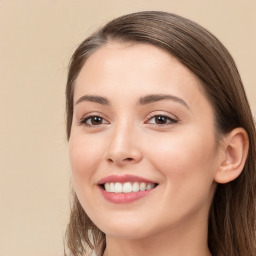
[
  {"x1": 103, "y1": 182, "x2": 156, "y2": 193},
  {"x1": 97, "y1": 175, "x2": 158, "y2": 203}
]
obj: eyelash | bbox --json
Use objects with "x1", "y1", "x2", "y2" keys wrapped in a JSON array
[{"x1": 79, "y1": 114, "x2": 178, "y2": 127}]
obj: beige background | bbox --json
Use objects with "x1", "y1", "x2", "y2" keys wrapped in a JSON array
[{"x1": 0, "y1": 1, "x2": 255, "y2": 255}]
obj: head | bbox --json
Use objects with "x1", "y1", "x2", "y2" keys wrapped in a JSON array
[{"x1": 65, "y1": 11, "x2": 256, "y2": 256}]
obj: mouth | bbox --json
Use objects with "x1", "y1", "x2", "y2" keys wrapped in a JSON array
[
  {"x1": 97, "y1": 175, "x2": 158, "y2": 203},
  {"x1": 97, "y1": 174, "x2": 159, "y2": 193},
  {"x1": 99, "y1": 181, "x2": 158, "y2": 193},
  {"x1": 99, "y1": 182, "x2": 158, "y2": 193}
]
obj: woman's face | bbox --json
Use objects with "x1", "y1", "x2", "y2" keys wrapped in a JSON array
[{"x1": 69, "y1": 42, "x2": 221, "y2": 239}]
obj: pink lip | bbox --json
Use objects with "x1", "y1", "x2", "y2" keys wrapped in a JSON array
[
  {"x1": 97, "y1": 174, "x2": 156, "y2": 184},
  {"x1": 97, "y1": 174, "x2": 158, "y2": 204},
  {"x1": 99, "y1": 186, "x2": 155, "y2": 204}
]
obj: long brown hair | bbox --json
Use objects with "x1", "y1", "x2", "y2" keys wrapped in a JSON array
[{"x1": 65, "y1": 11, "x2": 256, "y2": 256}]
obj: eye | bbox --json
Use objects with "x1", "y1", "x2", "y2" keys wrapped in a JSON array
[
  {"x1": 79, "y1": 115, "x2": 109, "y2": 126},
  {"x1": 146, "y1": 115, "x2": 178, "y2": 125}
]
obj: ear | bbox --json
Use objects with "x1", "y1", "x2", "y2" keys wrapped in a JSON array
[{"x1": 214, "y1": 128, "x2": 249, "y2": 184}]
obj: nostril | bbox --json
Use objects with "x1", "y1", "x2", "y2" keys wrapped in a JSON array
[
  {"x1": 124, "y1": 157, "x2": 133, "y2": 161},
  {"x1": 107, "y1": 157, "x2": 134, "y2": 164}
]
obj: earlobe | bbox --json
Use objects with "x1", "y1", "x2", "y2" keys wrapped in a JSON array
[{"x1": 214, "y1": 128, "x2": 249, "y2": 184}]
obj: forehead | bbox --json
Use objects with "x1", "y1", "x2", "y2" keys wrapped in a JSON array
[
  {"x1": 76, "y1": 42, "x2": 203, "y2": 94},
  {"x1": 78, "y1": 42, "x2": 195, "y2": 78}
]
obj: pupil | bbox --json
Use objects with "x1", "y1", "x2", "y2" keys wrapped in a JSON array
[
  {"x1": 156, "y1": 116, "x2": 167, "y2": 124},
  {"x1": 92, "y1": 116, "x2": 102, "y2": 125}
]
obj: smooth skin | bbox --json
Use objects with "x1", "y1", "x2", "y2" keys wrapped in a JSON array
[{"x1": 69, "y1": 42, "x2": 248, "y2": 256}]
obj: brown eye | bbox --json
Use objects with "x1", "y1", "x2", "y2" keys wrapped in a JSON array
[
  {"x1": 147, "y1": 115, "x2": 178, "y2": 125},
  {"x1": 155, "y1": 116, "x2": 168, "y2": 124},
  {"x1": 90, "y1": 116, "x2": 103, "y2": 125},
  {"x1": 80, "y1": 115, "x2": 108, "y2": 126}
]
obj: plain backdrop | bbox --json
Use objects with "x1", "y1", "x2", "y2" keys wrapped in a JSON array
[{"x1": 0, "y1": 1, "x2": 255, "y2": 255}]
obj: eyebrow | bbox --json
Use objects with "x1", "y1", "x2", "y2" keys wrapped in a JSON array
[
  {"x1": 75, "y1": 93, "x2": 189, "y2": 109},
  {"x1": 75, "y1": 95, "x2": 110, "y2": 105},
  {"x1": 138, "y1": 94, "x2": 189, "y2": 109}
]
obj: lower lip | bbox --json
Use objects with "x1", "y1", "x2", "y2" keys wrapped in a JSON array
[{"x1": 99, "y1": 187, "x2": 155, "y2": 204}]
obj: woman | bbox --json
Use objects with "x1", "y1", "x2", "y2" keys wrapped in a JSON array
[{"x1": 65, "y1": 11, "x2": 256, "y2": 256}]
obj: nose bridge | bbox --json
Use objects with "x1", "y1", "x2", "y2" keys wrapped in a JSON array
[{"x1": 106, "y1": 117, "x2": 142, "y2": 165}]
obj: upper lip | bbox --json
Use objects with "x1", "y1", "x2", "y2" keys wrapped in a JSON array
[{"x1": 97, "y1": 174, "x2": 158, "y2": 185}]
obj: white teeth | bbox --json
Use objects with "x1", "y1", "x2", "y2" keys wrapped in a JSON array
[
  {"x1": 114, "y1": 182, "x2": 122, "y2": 193},
  {"x1": 146, "y1": 183, "x2": 154, "y2": 190},
  {"x1": 103, "y1": 182, "x2": 156, "y2": 193},
  {"x1": 123, "y1": 182, "x2": 132, "y2": 193},
  {"x1": 104, "y1": 183, "x2": 110, "y2": 191},
  {"x1": 132, "y1": 182, "x2": 140, "y2": 192},
  {"x1": 140, "y1": 182, "x2": 146, "y2": 191},
  {"x1": 109, "y1": 182, "x2": 115, "y2": 192}
]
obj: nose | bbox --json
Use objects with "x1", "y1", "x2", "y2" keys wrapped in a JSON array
[{"x1": 105, "y1": 124, "x2": 143, "y2": 166}]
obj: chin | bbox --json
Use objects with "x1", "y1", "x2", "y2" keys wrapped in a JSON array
[{"x1": 98, "y1": 219, "x2": 153, "y2": 240}]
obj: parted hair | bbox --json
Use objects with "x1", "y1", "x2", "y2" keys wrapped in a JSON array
[{"x1": 65, "y1": 11, "x2": 256, "y2": 256}]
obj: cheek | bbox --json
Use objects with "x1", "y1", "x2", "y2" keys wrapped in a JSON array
[
  {"x1": 147, "y1": 130, "x2": 217, "y2": 191},
  {"x1": 150, "y1": 134, "x2": 217, "y2": 220},
  {"x1": 69, "y1": 134, "x2": 104, "y2": 182},
  {"x1": 68, "y1": 134, "x2": 106, "y2": 215}
]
